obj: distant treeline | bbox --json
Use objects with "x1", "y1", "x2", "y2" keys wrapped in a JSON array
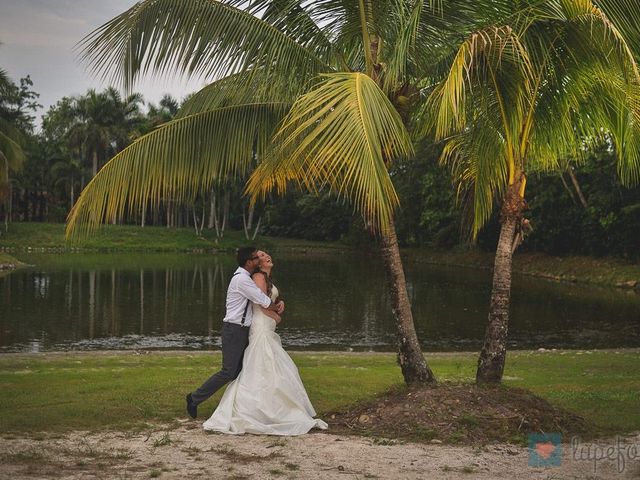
[{"x1": 1, "y1": 78, "x2": 638, "y2": 259}]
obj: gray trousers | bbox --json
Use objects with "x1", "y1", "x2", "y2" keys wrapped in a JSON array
[{"x1": 190, "y1": 322, "x2": 250, "y2": 406}]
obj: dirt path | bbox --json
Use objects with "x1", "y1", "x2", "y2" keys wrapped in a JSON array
[{"x1": 1, "y1": 423, "x2": 638, "y2": 479}]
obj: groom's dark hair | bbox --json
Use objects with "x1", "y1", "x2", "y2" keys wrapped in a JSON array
[{"x1": 237, "y1": 246, "x2": 258, "y2": 267}]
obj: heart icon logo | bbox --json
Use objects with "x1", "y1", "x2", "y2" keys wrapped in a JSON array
[{"x1": 535, "y1": 442, "x2": 556, "y2": 459}]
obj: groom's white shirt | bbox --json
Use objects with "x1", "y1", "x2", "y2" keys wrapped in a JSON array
[{"x1": 223, "y1": 267, "x2": 272, "y2": 326}]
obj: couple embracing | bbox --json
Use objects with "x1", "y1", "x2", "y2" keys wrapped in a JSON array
[{"x1": 186, "y1": 247, "x2": 328, "y2": 435}]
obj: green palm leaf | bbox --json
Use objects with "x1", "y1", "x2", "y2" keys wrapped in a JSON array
[
  {"x1": 225, "y1": 0, "x2": 335, "y2": 61},
  {"x1": 178, "y1": 69, "x2": 299, "y2": 117},
  {"x1": 423, "y1": 25, "x2": 532, "y2": 141},
  {"x1": 247, "y1": 72, "x2": 413, "y2": 232},
  {"x1": 0, "y1": 118, "x2": 26, "y2": 183},
  {"x1": 77, "y1": 0, "x2": 330, "y2": 91},
  {"x1": 66, "y1": 102, "x2": 288, "y2": 240},
  {"x1": 596, "y1": 0, "x2": 640, "y2": 56},
  {"x1": 425, "y1": 0, "x2": 640, "y2": 238}
]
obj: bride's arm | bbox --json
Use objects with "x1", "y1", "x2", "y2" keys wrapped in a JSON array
[{"x1": 252, "y1": 273, "x2": 282, "y2": 325}]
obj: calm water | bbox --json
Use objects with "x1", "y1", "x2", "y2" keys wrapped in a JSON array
[{"x1": 1, "y1": 251, "x2": 639, "y2": 352}]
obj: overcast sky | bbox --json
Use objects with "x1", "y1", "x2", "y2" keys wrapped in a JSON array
[{"x1": 0, "y1": 0, "x2": 205, "y2": 126}]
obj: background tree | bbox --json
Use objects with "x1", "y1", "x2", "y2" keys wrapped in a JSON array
[
  {"x1": 144, "y1": 94, "x2": 180, "y2": 132},
  {"x1": 0, "y1": 69, "x2": 26, "y2": 205},
  {"x1": 72, "y1": 88, "x2": 144, "y2": 178},
  {"x1": 525, "y1": 145, "x2": 640, "y2": 260},
  {"x1": 0, "y1": 70, "x2": 40, "y2": 230},
  {"x1": 51, "y1": 156, "x2": 85, "y2": 211}
]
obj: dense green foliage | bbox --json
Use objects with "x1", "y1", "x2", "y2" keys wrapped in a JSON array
[
  {"x1": 524, "y1": 147, "x2": 640, "y2": 259},
  {"x1": 0, "y1": 73, "x2": 638, "y2": 258}
]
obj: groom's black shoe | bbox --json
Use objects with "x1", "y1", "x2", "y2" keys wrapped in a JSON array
[{"x1": 186, "y1": 393, "x2": 197, "y2": 419}]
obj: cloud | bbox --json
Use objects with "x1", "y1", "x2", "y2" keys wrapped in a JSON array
[
  {"x1": 0, "y1": 1, "x2": 112, "y2": 49},
  {"x1": 0, "y1": 0, "x2": 203, "y2": 127}
]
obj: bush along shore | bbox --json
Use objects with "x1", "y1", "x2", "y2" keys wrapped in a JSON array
[
  {"x1": 1, "y1": 222, "x2": 639, "y2": 289},
  {"x1": 406, "y1": 248, "x2": 640, "y2": 291},
  {"x1": 0, "y1": 253, "x2": 25, "y2": 271}
]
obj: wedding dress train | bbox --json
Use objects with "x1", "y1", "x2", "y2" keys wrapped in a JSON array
[{"x1": 203, "y1": 285, "x2": 328, "y2": 435}]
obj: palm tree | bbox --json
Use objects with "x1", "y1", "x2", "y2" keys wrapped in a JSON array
[
  {"x1": 73, "y1": 89, "x2": 113, "y2": 178},
  {"x1": 104, "y1": 86, "x2": 146, "y2": 148},
  {"x1": 69, "y1": 88, "x2": 143, "y2": 178},
  {"x1": 51, "y1": 156, "x2": 85, "y2": 211},
  {"x1": 146, "y1": 94, "x2": 179, "y2": 130},
  {"x1": 427, "y1": 1, "x2": 640, "y2": 383},
  {"x1": 0, "y1": 68, "x2": 26, "y2": 229},
  {"x1": 0, "y1": 71, "x2": 25, "y2": 183}
]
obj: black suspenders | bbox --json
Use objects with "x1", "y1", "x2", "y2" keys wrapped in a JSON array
[{"x1": 232, "y1": 272, "x2": 251, "y2": 325}]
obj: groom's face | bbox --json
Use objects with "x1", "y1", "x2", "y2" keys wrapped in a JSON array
[{"x1": 247, "y1": 251, "x2": 260, "y2": 271}]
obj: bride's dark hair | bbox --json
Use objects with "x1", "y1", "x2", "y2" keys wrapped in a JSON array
[{"x1": 254, "y1": 269, "x2": 273, "y2": 298}]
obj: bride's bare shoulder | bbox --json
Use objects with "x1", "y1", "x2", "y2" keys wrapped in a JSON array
[{"x1": 252, "y1": 271, "x2": 268, "y2": 293}]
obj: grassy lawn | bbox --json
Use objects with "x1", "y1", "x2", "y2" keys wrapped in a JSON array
[
  {"x1": 0, "y1": 350, "x2": 638, "y2": 435},
  {"x1": 0, "y1": 252, "x2": 25, "y2": 264},
  {"x1": 0, "y1": 222, "x2": 347, "y2": 252}
]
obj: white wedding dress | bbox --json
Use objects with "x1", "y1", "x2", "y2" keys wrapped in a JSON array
[{"x1": 203, "y1": 285, "x2": 328, "y2": 435}]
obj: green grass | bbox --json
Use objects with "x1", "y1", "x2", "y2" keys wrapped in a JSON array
[
  {"x1": 0, "y1": 222, "x2": 346, "y2": 253},
  {"x1": 0, "y1": 350, "x2": 638, "y2": 435},
  {"x1": 0, "y1": 252, "x2": 24, "y2": 266}
]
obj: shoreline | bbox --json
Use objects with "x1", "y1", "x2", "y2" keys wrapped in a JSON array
[
  {"x1": 404, "y1": 248, "x2": 640, "y2": 290},
  {"x1": 4, "y1": 246, "x2": 638, "y2": 290},
  {"x1": 0, "y1": 252, "x2": 26, "y2": 272},
  {"x1": 2, "y1": 347, "x2": 638, "y2": 358},
  {"x1": 1, "y1": 222, "x2": 639, "y2": 289}
]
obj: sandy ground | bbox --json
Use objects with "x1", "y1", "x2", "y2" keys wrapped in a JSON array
[{"x1": 1, "y1": 423, "x2": 639, "y2": 480}]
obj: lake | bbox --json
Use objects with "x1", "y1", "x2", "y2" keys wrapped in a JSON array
[{"x1": 1, "y1": 251, "x2": 639, "y2": 352}]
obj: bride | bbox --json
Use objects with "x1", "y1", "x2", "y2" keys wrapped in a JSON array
[{"x1": 203, "y1": 250, "x2": 328, "y2": 435}]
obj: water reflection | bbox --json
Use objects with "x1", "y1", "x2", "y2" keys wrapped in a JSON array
[{"x1": 0, "y1": 252, "x2": 639, "y2": 352}]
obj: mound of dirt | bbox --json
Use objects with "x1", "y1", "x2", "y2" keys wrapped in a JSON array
[{"x1": 329, "y1": 383, "x2": 589, "y2": 445}]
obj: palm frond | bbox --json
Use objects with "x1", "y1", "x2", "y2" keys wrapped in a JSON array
[
  {"x1": 66, "y1": 102, "x2": 288, "y2": 240},
  {"x1": 0, "y1": 68, "x2": 11, "y2": 93},
  {"x1": 178, "y1": 69, "x2": 301, "y2": 117},
  {"x1": 0, "y1": 118, "x2": 26, "y2": 176},
  {"x1": 423, "y1": 25, "x2": 532, "y2": 141},
  {"x1": 224, "y1": 0, "x2": 336, "y2": 62},
  {"x1": 525, "y1": 0, "x2": 640, "y2": 81},
  {"x1": 379, "y1": 0, "x2": 423, "y2": 93},
  {"x1": 440, "y1": 116, "x2": 508, "y2": 238},
  {"x1": 77, "y1": 0, "x2": 330, "y2": 91},
  {"x1": 595, "y1": 0, "x2": 640, "y2": 56},
  {"x1": 246, "y1": 71, "x2": 413, "y2": 233}
]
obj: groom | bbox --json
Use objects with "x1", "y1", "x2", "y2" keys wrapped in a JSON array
[{"x1": 186, "y1": 246, "x2": 284, "y2": 418}]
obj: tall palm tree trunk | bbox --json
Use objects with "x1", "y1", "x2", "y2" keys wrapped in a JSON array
[
  {"x1": 476, "y1": 181, "x2": 525, "y2": 383},
  {"x1": 70, "y1": 180, "x2": 75, "y2": 212},
  {"x1": 92, "y1": 151, "x2": 98, "y2": 177},
  {"x1": 567, "y1": 167, "x2": 588, "y2": 209},
  {"x1": 380, "y1": 222, "x2": 436, "y2": 384}
]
